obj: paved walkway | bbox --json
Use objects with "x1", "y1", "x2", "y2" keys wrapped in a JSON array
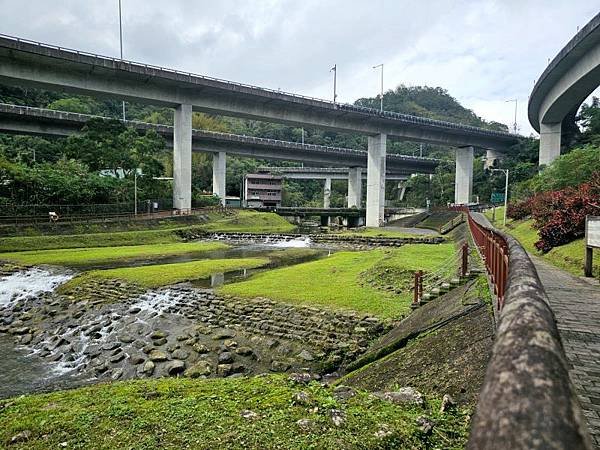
[{"x1": 531, "y1": 256, "x2": 600, "y2": 447}]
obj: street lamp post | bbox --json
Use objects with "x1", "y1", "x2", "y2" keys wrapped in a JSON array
[
  {"x1": 491, "y1": 168, "x2": 509, "y2": 226},
  {"x1": 505, "y1": 99, "x2": 518, "y2": 134},
  {"x1": 373, "y1": 63, "x2": 384, "y2": 112},
  {"x1": 330, "y1": 64, "x2": 337, "y2": 104}
]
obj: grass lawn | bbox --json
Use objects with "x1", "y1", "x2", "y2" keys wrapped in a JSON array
[
  {"x1": 484, "y1": 207, "x2": 600, "y2": 277},
  {"x1": 62, "y1": 257, "x2": 269, "y2": 289},
  {"x1": 0, "y1": 375, "x2": 470, "y2": 449},
  {"x1": 0, "y1": 242, "x2": 229, "y2": 267},
  {"x1": 198, "y1": 210, "x2": 296, "y2": 233},
  {"x1": 220, "y1": 244, "x2": 455, "y2": 319},
  {"x1": 332, "y1": 228, "x2": 440, "y2": 239}
]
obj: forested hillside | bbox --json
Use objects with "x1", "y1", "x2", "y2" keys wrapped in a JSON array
[{"x1": 4, "y1": 83, "x2": 594, "y2": 209}]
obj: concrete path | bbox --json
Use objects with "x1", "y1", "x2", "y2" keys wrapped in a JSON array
[{"x1": 531, "y1": 256, "x2": 600, "y2": 447}]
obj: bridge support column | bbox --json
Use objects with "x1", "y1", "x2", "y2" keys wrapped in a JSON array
[
  {"x1": 347, "y1": 167, "x2": 362, "y2": 208},
  {"x1": 484, "y1": 149, "x2": 502, "y2": 170},
  {"x1": 173, "y1": 104, "x2": 192, "y2": 212},
  {"x1": 212, "y1": 151, "x2": 227, "y2": 206},
  {"x1": 323, "y1": 177, "x2": 332, "y2": 208},
  {"x1": 454, "y1": 146, "x2": 473, "y2": 205},
  {"x1": 539, "y1": 122, "x2": 561, "y2": 166},
  {"x1": 366, "y1": 133, "x2": 387, "y2": 227}
]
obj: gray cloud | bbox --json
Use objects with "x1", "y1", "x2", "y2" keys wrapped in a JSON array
[{"x1": 0, "y1": 0, "x2": 598, "y2": 133}]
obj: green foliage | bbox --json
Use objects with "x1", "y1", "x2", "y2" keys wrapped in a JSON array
[
  {"x1": 0, "y1": 375, "x2": 470, "y2": 449},
  {"x1": 530, "y1": 146, "x2": 600, "y2": 192},
  {"x1": 198, "y1": 210, "x2": 296, "y2": 233}
]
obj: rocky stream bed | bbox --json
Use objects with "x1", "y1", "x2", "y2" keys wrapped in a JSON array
[{"x1": 0, "y1": 265, "x2": 388, "y2": 398}]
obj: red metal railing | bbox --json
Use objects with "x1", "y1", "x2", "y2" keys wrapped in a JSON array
[{"x1": 451, "y1": 207, "x2": 509, "y2": 310}]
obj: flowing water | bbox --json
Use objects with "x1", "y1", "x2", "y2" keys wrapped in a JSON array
[{"x1": 0, "y1": 239, "x2": 331, "y2": 397}]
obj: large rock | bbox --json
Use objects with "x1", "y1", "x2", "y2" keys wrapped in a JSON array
[
  {"x1": 218, "y1": 351, "x2": 234, "y2": 364},
  {"x1": 171, "y1": 349, "x2": 189, "y2": 360},
  {"x1": 142, "y1": 360, "x2": 155, "y2": 376},
  {"x1": 212, "y1": 328, "x2": 236, "y2": 340},
  {"x1": 374, "y1": 387, "x2": 424, "y2": 406},
  {"x1": 185, "y1": 361, "x2": 212, "y2": 378},
  {"x1": 148, "y1": 349, "x2": 168, "y2": 362}
]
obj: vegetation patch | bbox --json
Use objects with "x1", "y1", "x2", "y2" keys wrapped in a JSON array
[
  {"x1": 61, "y1": 257, "x2": 269, "y2": 289},
  {"x1": 485, "y1": 208, "x2": 600, "y2": 277},
  {"x1": 220, "y1": 244, "x2": 455, "y2": 319},
  {"x1": 198, "y1": 210, "x2": 296, "y2": 233},
  {"x1": 0, "y1": 242, "x2": 229, "y2": 266},
  {"x1": 0, "y1": 375, "x2": 470, "y2": 449}
]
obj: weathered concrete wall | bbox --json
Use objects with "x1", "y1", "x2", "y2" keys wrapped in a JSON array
[{"x1": 468, "y1": 220, "x2": 592, "y2": 449}]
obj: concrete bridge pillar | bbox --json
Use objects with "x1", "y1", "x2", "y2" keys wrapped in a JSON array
[
  {"x1": 539, "y1": 122, "x2": 562, "y2": 166},
  {"x1": 454, "y1": 146, "x2": 473, "y2": 205},
  {"x1": 173, "y1": 104, "x2": 192, "y2": 212},
  {"x1": 323, "y1": 177, "x2": 332, "y2": 208},
  {"x1": 212, "y1": 151, "x2": 227, "y2": 206},
  {"x1": 484, "y1": 149, "x2": 502, "y2": 170},
  {"x1": 366, "y1": 133, "x2": 387, "y2": 227},
  {"x1": 347, "y1": 167, "x2": 362, "y2": 208}
]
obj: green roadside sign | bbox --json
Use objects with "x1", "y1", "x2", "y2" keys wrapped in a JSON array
[{"x1": 491, "y1": 192, "x2": 505, "y2": 204}]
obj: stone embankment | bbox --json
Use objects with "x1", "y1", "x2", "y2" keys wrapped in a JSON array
[{"x1": 1, "y1": 278, "x2": 388, "y2": 391}]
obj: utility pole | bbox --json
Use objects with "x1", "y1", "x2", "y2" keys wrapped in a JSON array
[
  {"x1": 119, "y1": 0, "x2": 126, "y2": 121},
  {"x1": 330, "y1": 64, "x2": 337, "y2": 104},
  {"x1": 373, "y1": 63, "x2": 384, "y2": 112},
  {"x1": 134, "y1": 169, "x2": 138, "y2": 216},
  {"x1": 505, "y1": 99, "x2": 518, "y2": 134}
]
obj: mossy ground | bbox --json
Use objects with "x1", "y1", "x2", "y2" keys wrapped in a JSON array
[
  {"x1": 220, "y1": 244, "x2": 456, "y2": 319},
  {"x1": 61, "y1": 257, "x2": 270, "y2": 289},
  {"x1": 484, "y1": 207, "x2": 600, "y2": 277},
  {"x1": 0, "y1": 242, "x2": 229, "y2": 266},
  {"x1": 198, "y1": 210, "x2": 296, "y2": 233},
  {"x1": 0, "y1": 375, "x2": 470, "y2": 449}
]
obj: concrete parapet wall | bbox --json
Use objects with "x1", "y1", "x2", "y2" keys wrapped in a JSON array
[{"x1": 468, "y1": 218, "x2": 592, "y2": 449}]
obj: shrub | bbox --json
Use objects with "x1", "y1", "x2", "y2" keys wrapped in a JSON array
[
  {"x1": 531, "y1": 175, "x2": 600, "y2": 252},
  {"x1": 507, "y1": 198, "x2": 532, "y2": 220}
]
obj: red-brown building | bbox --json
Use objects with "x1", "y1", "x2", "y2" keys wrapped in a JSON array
[{"x1": 243, "y1": 174, "x2": 283, "y2": 208}]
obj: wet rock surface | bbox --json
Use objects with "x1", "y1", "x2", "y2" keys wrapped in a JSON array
[{"x1": 0, "y1": 273, "x2": 388, "y2": 398}]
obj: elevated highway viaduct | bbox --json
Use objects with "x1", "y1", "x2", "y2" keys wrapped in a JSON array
[
  {"x1": 0, "y1": 103, "x2": 430, "y2": 209},
  {"x1": 0, "y1": 34, "x2": 519, "y2": 225},
  {"x1": 529, "y1": 12, "x2": 600, "y2": 165}
]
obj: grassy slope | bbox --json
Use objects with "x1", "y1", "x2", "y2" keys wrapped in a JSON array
[
  {"x1": 198, "y1": 210, "x2": 296, "y2": 233},
  {"x1": 0, "y1": 242, "x2": 229, "y2": 266},
  {"x1": 62, "y1": 257, "x2": 269, "y2": 289},
  {"x1": 220, "y1": 244, "x2": 455, "y2": 319},
  {"x1": 485, "y1": 207, "x2": 600, "y2": 277},
  {"x1": 0, "y1": 375, "x2": 469, "y2": 450},
  {"x1": 0, "y1": 211, "x2": 295, "y2": 252}
]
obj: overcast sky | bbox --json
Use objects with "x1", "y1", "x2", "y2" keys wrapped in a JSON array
[{"x1": 1, "y1": 0, "x2": 598, "y2": 134}]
